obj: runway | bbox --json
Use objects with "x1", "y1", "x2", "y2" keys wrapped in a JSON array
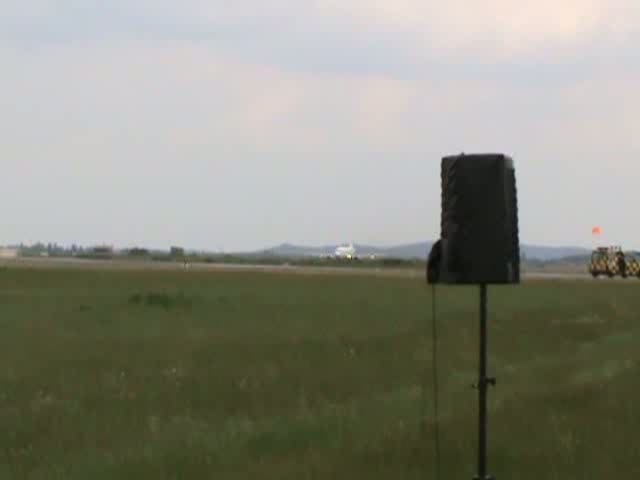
[{"x1": 0, "y1": 256, "x2": 607, "y2": 281}]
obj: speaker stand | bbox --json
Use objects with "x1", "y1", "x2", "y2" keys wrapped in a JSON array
[{"x1": 474, "y1": 284, "x2": 495, "y2": 480}]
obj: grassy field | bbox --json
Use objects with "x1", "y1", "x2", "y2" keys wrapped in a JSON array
[{"x1": 0, "y1": 266, "x2": 639, "y2": 479}]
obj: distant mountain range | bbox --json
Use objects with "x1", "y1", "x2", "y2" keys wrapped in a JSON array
[{"x1": 252, "y1": 242, "x2": 591, "y2": 262}]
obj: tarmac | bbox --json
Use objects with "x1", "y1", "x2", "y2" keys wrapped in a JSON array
[{"x1": 0, "y1": 256, "x2": 611, "y2": 281}]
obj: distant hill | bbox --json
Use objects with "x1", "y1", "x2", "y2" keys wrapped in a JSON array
[
  {"x1": 520, "y1": 245, "x2": 591, "y2": 261},
  {"x1": 253, "y1": 242, "x2": 591, "y2": 262}
]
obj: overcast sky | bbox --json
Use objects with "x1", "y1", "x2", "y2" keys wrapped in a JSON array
[{"x1": 2, "y1": 1, "x2": 639, "y2": 251}]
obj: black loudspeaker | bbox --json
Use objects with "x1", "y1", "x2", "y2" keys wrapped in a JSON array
[{"x1": 427, "y1": 153, "x2": 520, "y2": 285}]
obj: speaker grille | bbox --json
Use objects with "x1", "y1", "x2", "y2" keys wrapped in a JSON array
[{"x1": 438, "y1": 153, "x2": 520, "y2": 285}]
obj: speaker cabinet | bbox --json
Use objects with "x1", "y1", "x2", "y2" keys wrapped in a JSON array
[{"x1": 428, "y1": 153, "x2": 520, "y2": 285}]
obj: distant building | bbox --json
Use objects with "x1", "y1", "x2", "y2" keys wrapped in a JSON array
[{"x1": 0, "y1": 248, "x2": 19, "y2": 259}]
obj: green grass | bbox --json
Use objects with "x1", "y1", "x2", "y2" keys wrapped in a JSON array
[{"x1": 0, "y1": 267, "x2": 639, "y2": 479}]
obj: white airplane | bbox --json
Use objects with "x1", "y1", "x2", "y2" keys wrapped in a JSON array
[
  {"x1": 310, "y1": 243, "x2": 382, "y2": 260},
  {"x1": 334, "y1": 243, "x2": 357, "y2": 259}
]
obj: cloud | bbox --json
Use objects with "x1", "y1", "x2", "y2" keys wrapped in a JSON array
[
  {"x1": 2, "y1": 1, "x2": 640, "y2": 249},
  {"x1": 1, "y1": 41, "x2": 443, "y2": 248},
  {"x1": 3, "y1": 1, "x2": 639, "y2": 69},
  {"x1": 335, "y1": 0, "x2": 607, "y2": 50}
]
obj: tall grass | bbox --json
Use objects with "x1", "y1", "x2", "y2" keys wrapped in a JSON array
[{"x1": 0, "y1": 268, "x2": 638, "y2": 479}]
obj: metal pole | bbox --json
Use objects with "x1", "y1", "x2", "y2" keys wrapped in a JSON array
[{"x1": 475, "y1": 283, "x2": 495, "y2": 480}]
